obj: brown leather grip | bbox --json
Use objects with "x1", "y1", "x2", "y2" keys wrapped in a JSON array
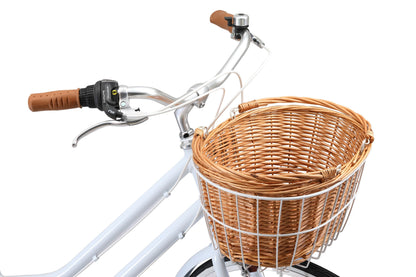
[
  {"x1": 28, "y1": 89, "x2": 81, "y2": 112},
  {"x1": 210, "y1": 10, "x2": 233, "y2": 33}
]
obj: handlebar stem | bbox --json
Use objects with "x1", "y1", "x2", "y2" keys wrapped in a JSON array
[{"x1": 174, "y1": 84, "x2": 210, "y2": 141}]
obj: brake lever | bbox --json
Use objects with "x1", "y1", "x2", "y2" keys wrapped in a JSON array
[
  {"x1": 72, "y1": 117, "x2": 148, "y2": 148},
  {"x1": 72, "y1": 80, "x2": 154, "y2": 147}
]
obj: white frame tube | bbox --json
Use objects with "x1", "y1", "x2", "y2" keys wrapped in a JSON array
[
  {"x1": 5, "y1": 150, "x2": 193, "y2": 277},
  {"x1": 116, "y1": 201, "x2": 203, "y2": 276}
]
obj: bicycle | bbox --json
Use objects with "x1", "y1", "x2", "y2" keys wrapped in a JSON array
[{"x1": 0, "y1": 10, "x2": 371, "y2": 277}]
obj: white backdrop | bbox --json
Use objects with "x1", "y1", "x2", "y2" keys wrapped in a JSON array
[{"x1": 0, "y1": 1, "x2": 415, "y2": 276}]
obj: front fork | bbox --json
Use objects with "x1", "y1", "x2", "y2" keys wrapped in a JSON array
[{"x1": 212, "y1": 249, "x2": 230, "y2": 277}]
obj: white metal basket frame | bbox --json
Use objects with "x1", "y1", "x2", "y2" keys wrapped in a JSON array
[{"x1": 194, "y1": 159, "x2": 366, "y2": 270}]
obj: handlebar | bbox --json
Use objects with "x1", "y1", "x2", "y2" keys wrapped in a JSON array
[{"x1": 27, "y1": 10, "x2": 264, "y2": 147}]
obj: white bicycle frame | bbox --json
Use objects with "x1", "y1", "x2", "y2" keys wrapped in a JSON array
[{"x1": 0, "y1": 148, "x2": 236, "y2": 277}]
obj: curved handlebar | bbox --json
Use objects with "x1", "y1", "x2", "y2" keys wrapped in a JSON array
[
  {"x1": 27, "y1": 11, "x2": 262, "y2": 147},
  {"x1": 28, "y1": 89, "x2": 81, "y2": 111},
  {"x1": 210, "y1": 10, "x2": 234, "y2": 33}
]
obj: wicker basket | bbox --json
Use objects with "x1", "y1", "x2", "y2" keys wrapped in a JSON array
[{"x1": 192, "y1": 96, "x2": 373, "y2": 268}]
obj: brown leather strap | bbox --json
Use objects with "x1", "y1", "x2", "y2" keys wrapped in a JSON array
[
  {"x1": 28, "y1": 89, "x2": 81, "y2": 111},
  {"x1": 210, "y1": 10, "x2": 233, "y2": 33}
]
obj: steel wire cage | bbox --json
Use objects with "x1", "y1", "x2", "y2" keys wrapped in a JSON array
[{"x1": 192, "y1": 96, "x2": 373, "y2": 269}]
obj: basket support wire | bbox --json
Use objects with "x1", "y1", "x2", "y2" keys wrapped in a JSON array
[
  {"x1": 235, "y1": 195, "x2": 247, "y2": 269},
  {"x1": 332, "y1": 168, "x2": 358, "y2": 242},
  {"x1": 290, "y1": 198, "x2": 305, "y2": 266},
  {"x1": 339, "y1": 164, "x2": 365, "y2": 233},
  {"x1": 198, "y1": 176, "x2": 218, "y2": 249},
  {"x1": 205, "y1": 181, "x2": 220, "y2": 250},
  {"x1": 218, "y1": 189, "x2": 232, "y2": 259},
  {"x1": 314, "y1": 167, "x2": 360, "y2": 258},
  {"x1": 340, "y1": 168, "x2": 362, "y2": 233},
  {"x1": 330, "y1": 164, "x2": 363, "y2": 245},
  {"x1": 339, "y1": 201, "x2": 353, "y2": 234},
  {"x1": 256, "y1": 198, "x2": 261, "y2": 268},
  {"x1": 275, "y1": 200, "x2": 283, "y2": 269},
  {"x1": 313, "y1": 180, "x2": 344, "y2": 258},
  {"x1": 197, "y1": 177, "x2": 216, "y2": 248},
  {"x1": 300, "y1": 190, "x2": 330, "y2": 268},
  {"x1": 327, "y1": 178, "x2": 350, "y2": 247}
]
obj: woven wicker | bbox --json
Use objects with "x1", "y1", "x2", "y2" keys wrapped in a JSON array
[{"x1": 192, "y1": 96, "x2": 373, "y2": 268}]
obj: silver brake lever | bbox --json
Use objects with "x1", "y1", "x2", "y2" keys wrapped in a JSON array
[{"x1": 72, "y1": 117, "x2": 148, "y2": 148}]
